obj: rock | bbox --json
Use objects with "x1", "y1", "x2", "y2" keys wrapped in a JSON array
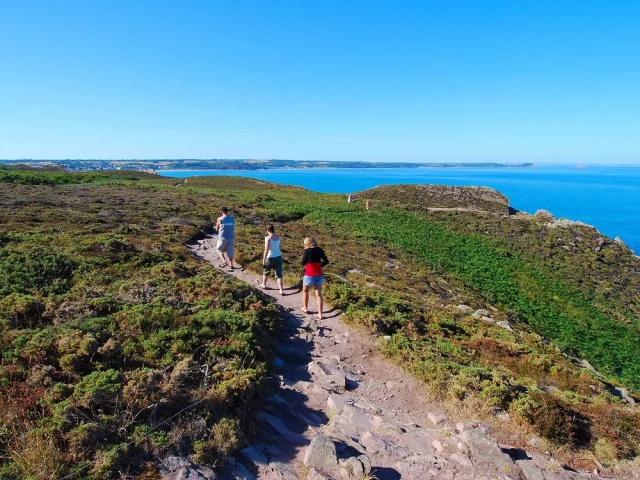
[
  {"x1": 303, "y1": 435, "x2": 338, "y2": 470},
  {"x1": 233, "y1": 460, "x2": 255, "y2": 480},
  {"x1": 324, "y1": 415, "x2": 360, "y2": 444},
  {"x1": 383, "y1": 335, "x2": 392, "y2": 341},
  {"x1": 327, "y1": 393, "x2": 348, "y2": 413},
  {"x1": 615, "y1": 236, "x2": 626, "y2": 246},
  {"x1": 431, "y1": 439, "x2": 444, "y2": 453},
  {"x1": 491, "y1": 407, "x2": 511, "y2": 420},
  {"x1": 427, "y1": 412, "x2": 448, "y2": 426},
  {"x1": 515, "y1": 460, "x2": 546, "y2": 480},
  {"x1": 595, "y1": 237, "x2": 606, "y2": 252},
  {"x1": 240, "y1": 446, "x2": 268, "y2": 466},
  {"x1": 341, "y1": 405, "x2": 375, "y2": 430},
  {"x1": 354, "y1": 400, "x2": 382, "y2": 415},
  {"x1": 459, "y1": 429, "x2": 514, "y2": 470},
  {"x1": 276, "y1": 343, "x2": 310, "y2": 361},
  {"x1": 357, "y1": 454, "x2": 371, "y2": 474},
  {"x1": 549, "y1": 219, "x2": 592, "y2": 229},
  {"x1": 159, "y1": 456, "x2": 218, "y2": 480},
  {"x1": 308, "y1": 361, "x2": 346, "y2": 389},
  {"x1": 160, "y1": 456, "x2": 193, "y2": 471},
  {"x1": 496, "y1": 321, "x2": 514, "y2": 332},
  {"x1": 360, "y1": 430, "x2": 389, "y2": 454},
  {"x1": 267, "y1": 394, "x2": 291, "y2": 410},
  {"x1": 373, "y1": 419, "x2": 405, "y2": 438},
  {"x1": 161, "y1": 469, "x2": 217, "y2": 480},
  {"x1": 527, "y1": 437, "x2": 542, "y2": 449},
  {"x1": 269, "y1": 461, "x2": 299, "y2": 480},
  {"x1": 457, "y1": 441, "x2": 470, "y2": 454},
  {"x1": 534, "y1": 209, "x2": 555, "y2": 222},
  {"x1": 339, "y1": 457, "x2": 365, "y2": 479},
  {"x1": 260, "y1": 413, "x2": 307, "y2": 445},
  {"x1": 457, "y1": 304, "x2": 473, "y2": 313},
  {"x1": 577, "y1": 359, "x2": 601, "y2": 376},
  {"x1": 619, "y1": 387, "x2": 636, "y2": 405},
  {"x1": 307, "y1": 469, "x2": 333, "y2": 480},
  {"x1": 311, "y1": 384, "x2": 331, "y2": 402},
  {"x1": 607, "y1": 385, "x2": 637, "y2": 405},
  {"x1": 450, "y1": 452, "x2": 474, "y2": 468},
  {"x1": 360, "y1": 430, "x2": 409, "y2": 459},
  {"x1": 472, "y1": 309, "x2": 491, "y2": 318}
]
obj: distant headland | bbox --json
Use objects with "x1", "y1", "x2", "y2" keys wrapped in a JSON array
[{"x1": 0, "y1": 159, "x2": 534, "y2": 172}]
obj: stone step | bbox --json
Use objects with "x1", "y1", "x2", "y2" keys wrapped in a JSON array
[{"x1": 260, "y1": 412, "x2": 309, "y2": 446}]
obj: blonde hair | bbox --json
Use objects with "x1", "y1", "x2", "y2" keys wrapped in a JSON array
[{"x1": 303, "y1": 236, "x2": 317, "y2": 248}]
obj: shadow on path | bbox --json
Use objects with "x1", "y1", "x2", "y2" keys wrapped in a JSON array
[{"x1": 188, "y1": 235, "x2": 402, "y2": 480}]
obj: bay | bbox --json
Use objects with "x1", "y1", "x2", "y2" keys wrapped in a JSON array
[{"x1": 159, "y1": 166, "x2": 640, "y2": 254}]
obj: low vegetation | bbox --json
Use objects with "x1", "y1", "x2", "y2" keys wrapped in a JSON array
[
  {"x1": 0, "y1": 173, "x2": 280, "y2": 479},
  {"x1": 1, "y1": 167, "x2": 638, "y2": 476}
]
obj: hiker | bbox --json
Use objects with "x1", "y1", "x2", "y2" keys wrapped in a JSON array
[
  {"x1": 347, "y1": 193, "x2": 353, "y2": 203},
  {"x1": 215, "y1": 206, "x2": 237, "y2": 270},
  {"x1": 260, "y1": 224, "x2": 284, "y2": 295},
  {"x1": 301, "y1": 236, "x2": 329, "y2": 319},
  {"x1": 365, "y1": 199, "x2": 372, "y2": 211}
]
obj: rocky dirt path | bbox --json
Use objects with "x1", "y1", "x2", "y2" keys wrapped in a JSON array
[{"x1": 173, "y1": 235, "x2": 597, "y2": 480}]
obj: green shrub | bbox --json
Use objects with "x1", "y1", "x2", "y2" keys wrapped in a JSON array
[
  {"x1": 0, "y1": 248, "x2": 78, "y2": 297},
  {"x1": 510, "y1": 392, "x2": 579, "y2": 446},
  {"x1": 191, "y1": 418, "x2": 241, "y2": 466},
  {"x1": 0, "y1": 294, "x2": 46, "y2": 329},
  {"x1": 73, "y1": 369, "x2": 123, "y2": 409}
]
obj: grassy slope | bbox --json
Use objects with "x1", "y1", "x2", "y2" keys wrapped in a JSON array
[
  {"x1": 180, "y1": 177, "x2": 640, "y2": 465},
  {"x1": 0, "y1": 176, "x2": 280, "y2": 479},
  {"x1": 1, "y1": 170, "x2": 639, "y2": 474},
  {"x1": 310, "y1": 208, "x2": 640, "y2": 388}
]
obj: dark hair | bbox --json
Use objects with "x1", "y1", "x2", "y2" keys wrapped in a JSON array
[
  {"x1": 266, "y1": 224, "x2": 275, "y2": 233},
  {"x1": 220, "y1": 206, "x2": 229, "y2": 214}
]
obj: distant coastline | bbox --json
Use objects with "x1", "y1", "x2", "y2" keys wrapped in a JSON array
[{"x1": 0, "y1": 159, "x2": 534, "y2": 172}]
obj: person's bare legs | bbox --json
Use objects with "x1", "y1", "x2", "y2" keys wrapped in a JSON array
[
  {"x1": 261, "y1": 274, "x2": 268, "y2": 288},
  {"x1": 314, "y1": 284, "x2": 323, "y2": 319},
  {"x1": 276, "y1": 277, "x2": 284, "y2": 295},
  {"x1": 302, "y1": 285, "x2": 310, "y2": 313},
  {"x1": 218, "y1": 251, "x2": 229, "y2": 266}
]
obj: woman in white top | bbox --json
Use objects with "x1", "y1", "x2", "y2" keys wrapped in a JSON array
[{"x1": 260, "y1": 224, "x2": 284, "y2": 295}]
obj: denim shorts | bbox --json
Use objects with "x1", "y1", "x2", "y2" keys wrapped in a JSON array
[
  {"x1": 263, "y1": 256, "x2": 283, "y2": 279},
  {"x1": 303, "y1": 275, "x2": 324, "y2": 287}
]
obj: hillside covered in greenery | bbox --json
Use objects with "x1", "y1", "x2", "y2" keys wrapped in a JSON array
[{"x1": 1, "y1": 168, "x2": 639, "y2": 477}]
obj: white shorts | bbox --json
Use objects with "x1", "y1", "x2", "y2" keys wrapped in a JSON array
[{"x1": 216, "y1": 238, "x2": 234, "y2": 257}]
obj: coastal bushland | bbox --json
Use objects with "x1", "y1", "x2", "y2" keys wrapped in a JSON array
[
  {"x1": 1, "y1": 168, "x2": 639, "y2": 475},
  {"x1": 0, "y1": 175, "x2": 280, "y2": 479}
]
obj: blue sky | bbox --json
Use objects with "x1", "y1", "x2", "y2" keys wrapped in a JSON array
[{"x1": 1, "y1": 1, "x2": 639, "y2": 163}]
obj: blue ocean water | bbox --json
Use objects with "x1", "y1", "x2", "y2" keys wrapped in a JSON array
[{"x1": 159, "y1": 166, "x2": 640, "y2": 254}]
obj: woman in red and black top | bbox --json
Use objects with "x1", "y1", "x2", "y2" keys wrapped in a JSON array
[{"x1": 301, "y1": 236, "x2": 329, "y2": 319}]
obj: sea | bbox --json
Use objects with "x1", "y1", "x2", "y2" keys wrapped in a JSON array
[{"x1": 159, "y1": 166, "x2": 640, "y2": 254}]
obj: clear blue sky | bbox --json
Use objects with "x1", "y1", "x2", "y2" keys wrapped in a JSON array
[{"x1": 1, "y1": 0, "x2": 639, "y2": 163}]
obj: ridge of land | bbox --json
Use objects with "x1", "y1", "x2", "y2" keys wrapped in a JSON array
[
  {"x1": 0, "y1": 168, "x2": 638, "y2": 479},
  {"x1": 187, "y1": 235, "x2": 595, "y2": 480},
  {"x1": 0, "y1": 159, "x2": 535, "y2": 172}
]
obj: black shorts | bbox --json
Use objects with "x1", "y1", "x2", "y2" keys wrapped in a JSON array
[{"x1": 263, "y1": 256, "x2": 283, "y2": 279}]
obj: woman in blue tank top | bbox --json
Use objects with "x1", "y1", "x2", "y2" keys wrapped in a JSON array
[{"x1": 260, "y1": 224, "x2": 284, "y2": 295}]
